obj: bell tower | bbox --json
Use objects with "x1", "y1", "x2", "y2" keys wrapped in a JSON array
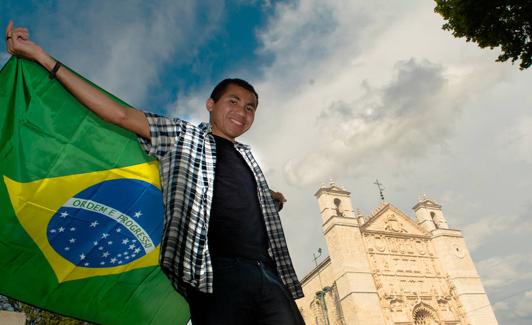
[
  {"x1": 413, "y1": 196, "x2": 449, "y2": 231},
  {"x1": 412, "y1": 197, "x2": 498, "y2": 324},
  {"x1": 314, "y1": 182, "x2": 386, "y2": 324}
]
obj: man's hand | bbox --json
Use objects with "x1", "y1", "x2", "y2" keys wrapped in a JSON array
[
  {"x1": 271, "y1": 191, "x2": 287, "y2": 211},
  {"x1": 5, "y1": 21, "x2": 45, "y2": 62}
]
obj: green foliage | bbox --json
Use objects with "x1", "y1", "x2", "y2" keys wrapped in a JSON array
[
  {"x1": 434, "y1": 0, "x2": 532, "y2": 69},
  {"x1": 1, "y1": 295, "x2": 93, "y2": 325}
]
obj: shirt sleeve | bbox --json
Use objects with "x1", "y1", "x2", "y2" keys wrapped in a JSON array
[{"x1": 137, "y1": 112, "x2": 186, "y2": 160}]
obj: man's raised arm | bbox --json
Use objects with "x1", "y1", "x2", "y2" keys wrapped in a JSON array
[{"x1": 5, "y1": 21, "x2": 150, "y2": 140}]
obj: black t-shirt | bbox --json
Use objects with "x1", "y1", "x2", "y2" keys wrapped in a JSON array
[{"x1": 208, "y1": 134, "x2": 271, "y2": 262}]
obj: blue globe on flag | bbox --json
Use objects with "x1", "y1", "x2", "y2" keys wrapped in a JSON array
[{"x1": 46, "y1": 178, "x2": 164, "y2": 268}]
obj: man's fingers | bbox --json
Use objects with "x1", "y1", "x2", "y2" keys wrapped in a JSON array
[
  {"x1": 12, "y1": 27, "x2": 28, "y2": 33},
  {"x1": 12, "y1": 30, "x2": 29, "y2": 41},
  {"x1": 12, "y1": 27, "x2": 28, "y2": 36},
  {"x1": 5, "y1": 21, "x2": 14, "y2": 55},
  {"x1": 5, "y1": 20, "x2": 13, "y2": 39}
]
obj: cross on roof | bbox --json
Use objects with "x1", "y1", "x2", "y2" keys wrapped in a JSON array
[{"x1": 374, "y1": 179, "x2": 385, "y2": 202}]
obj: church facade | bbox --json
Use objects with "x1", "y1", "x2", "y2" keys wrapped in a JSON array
[{"x1": 296, "y1": 183, "x2": 498, "y2": 325}]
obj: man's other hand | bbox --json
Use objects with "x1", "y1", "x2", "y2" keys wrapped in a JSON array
[{"x1": 271, "y1": 191, "x2": 287, "y2": 211}]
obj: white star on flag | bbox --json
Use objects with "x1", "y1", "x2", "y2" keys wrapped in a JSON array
[
  {"x1": 122, "y1": 239, "x2": 129, "y2": 245},
  {"x1": 102, "y1": 251, "x2": 110, "y2": 258},
  {"x1": 116, "y1": 228, "x2": 122, "y2": 233},
  {"x1": 80, "y1": 254, "x2": 86, "y2": 260},
  {"x1": 69, "y1": 227, "x2": 76, "y2": 231},
  {"x1": 134, "y1": 211, "x2": 142, "y2": 218},
  {"x1": 101, "y1": 233, "x2": 109, "y2": 239},
  {"x1": 60, "y1": 211, "x2": 69, "y2": 218},
  {"x1": 90, "y1": 221, "x2": 99, "y2": 227},
  {"x1": 110, "y1": 258, "x2": 117, "y2": 264},
  {"x1": 128, "y1": 244, "x2": 136, "y2": 250},
  {"x1": 69, "y1": 238, "x2": 76, "y2": 243},
  {"x1": 134, "y1": 248, "x2": 141, "y2": 254},
  {"x1": 58, "y1": 227, "x2": 65, "y2": 232}
]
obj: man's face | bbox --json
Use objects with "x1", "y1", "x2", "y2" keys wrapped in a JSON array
[{"x1": 206, "y1": 84, "x2": 258, "y2": 141}]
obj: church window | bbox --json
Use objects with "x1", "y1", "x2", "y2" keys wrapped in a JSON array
[{"x1": 430, "y1": 211, "x2": 439, "y2": 229}]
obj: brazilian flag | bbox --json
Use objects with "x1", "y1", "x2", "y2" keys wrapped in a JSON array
[{"x1": 0, "y1": 57, "x2": 189, "y2": 324}]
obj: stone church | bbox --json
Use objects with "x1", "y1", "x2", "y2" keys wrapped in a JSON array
[{"x1": 296, "y1": 183, "x2": 498, "y2": 325}]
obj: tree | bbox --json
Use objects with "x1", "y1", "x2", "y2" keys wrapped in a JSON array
[
  {"x1": 434, "y1": 0, "x2": 532, "y2": 69},
  {"x1": 0, "y1": 295, "x2": 92, "y2": 325}
]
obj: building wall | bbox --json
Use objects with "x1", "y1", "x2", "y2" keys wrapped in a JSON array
[{"x1": 0, "y1": 311, "x2": 26, "y2": 325}]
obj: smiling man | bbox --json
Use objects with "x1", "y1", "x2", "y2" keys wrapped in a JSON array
[{"x1": 5, "y1": 21, "x2": 304, "y2": 325}]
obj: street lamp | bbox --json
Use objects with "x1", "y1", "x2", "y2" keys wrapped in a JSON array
[{"x1": 313, "y1": 248, "x2": 331, "y2": 325}]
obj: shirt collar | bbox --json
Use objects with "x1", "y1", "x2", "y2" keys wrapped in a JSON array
[{"x1": 198, "y1": 122, "x2": 251, "y2": 150}]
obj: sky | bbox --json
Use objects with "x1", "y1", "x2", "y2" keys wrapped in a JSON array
[{"x1": 2, "y1": 1, "x2": 532, "y2": 324}]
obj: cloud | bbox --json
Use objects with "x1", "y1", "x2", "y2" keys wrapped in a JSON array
[
  {"x1": 244, "y1": 0, "x2": 508, "y2": 190},
  {"x1": 255, "y1": 0, "x2": 397, "y2": 97},
  {"x1": 476, "y1": 254, "x2": 532, "y2": 290},
  {"x1": 283, "y1": 58, "x2": 461, "y2": 186},
  {"x1": 515, "y1": 291, "x2": 532, "y2": 318},
  {"x1": 493, "y1": 289, "x2": 532, "y2": 322},
  {"x1": 30, "y1": 0, "x2": 223, "y2": 106},
  {"x1": 462, "y1": 210, "x2": 532, "y2": 252},
  {"x1": 497, "y1": 116, "x2": 532, "y2": 163},
  {"x1": 475, "y1": 254, "x2": 532, "y2": 323}
]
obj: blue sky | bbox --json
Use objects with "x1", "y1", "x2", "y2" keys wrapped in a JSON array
[{"x1": 2, "y1": 1, "x2": 532, "y2": 324}]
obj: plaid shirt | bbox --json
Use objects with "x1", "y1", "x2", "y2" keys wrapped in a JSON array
[{"x1": 138, "y1": 112, "x2": 303, "y2": 299}]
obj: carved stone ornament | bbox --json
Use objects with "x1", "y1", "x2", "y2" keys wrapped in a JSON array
[{"x1": 385, "y1": 214, "x2": 407, "y2": 233}]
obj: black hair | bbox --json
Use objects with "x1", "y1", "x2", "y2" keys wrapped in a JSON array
[{"x1": 209, "y1": 78, "x2": 259, "y2": 105}]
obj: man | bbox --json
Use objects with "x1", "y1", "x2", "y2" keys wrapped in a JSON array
[{"x1": 5, "y1": 21, "x2": 305, "y2": 324}]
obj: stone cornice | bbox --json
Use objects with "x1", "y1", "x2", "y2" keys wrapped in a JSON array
[
  {"x1": 300, "y1": 256, "x2": 331, "y2": 285},
  {"x1": 362, "y1": 229, "x2": 431, "y2": 239},
  {"x1": 431, "y1": 228, "x2": 463, "y2": 238},
  {"x1": 314, "y1": 185, "x2": 351, "y2": 198},
  {"x1": 412, "y1": 199, "x2": 442, "y2": 211}
]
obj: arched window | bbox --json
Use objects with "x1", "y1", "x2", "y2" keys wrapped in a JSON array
[
  {"x1": 414, "y1": 309, "x2": 438, "y2": 325},
  {"x1": 430, "y1": 211, "x2": 439, "y2": 229},
  {"x1": 412, "y1": 304, "x2": 440, "y2": 325}
]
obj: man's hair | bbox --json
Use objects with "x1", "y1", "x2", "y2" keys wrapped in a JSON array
[{"x1": 210, "y1": 78, "x2": 259, "y2": 105}]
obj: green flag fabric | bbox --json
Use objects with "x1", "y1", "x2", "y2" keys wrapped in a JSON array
[{"x1": 0, "y1": 57, "x2": 189, "y2": 324}]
